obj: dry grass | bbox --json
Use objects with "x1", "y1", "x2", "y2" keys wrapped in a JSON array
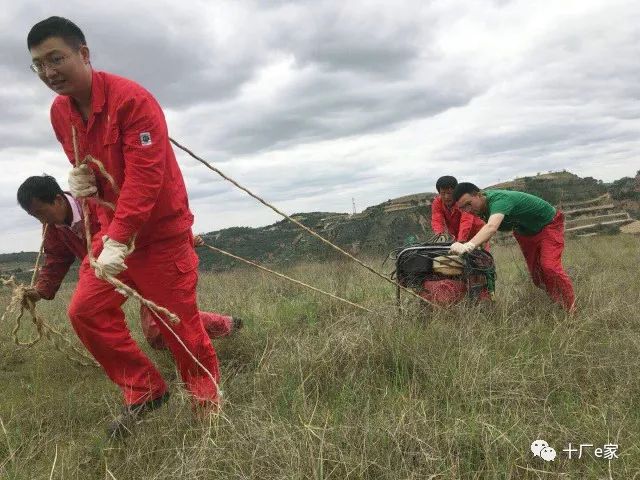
[{"x1": 0, "y1": 235, "x2": 639, "y2": 479}]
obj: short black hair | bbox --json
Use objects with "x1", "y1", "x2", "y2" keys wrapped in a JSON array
[
  {"x1": 453, "y1": 182, "x2": 480, "y2": 203},
  {"x1": 435, "y1": 175, "x2": 457, "y2": 192},
  {"x1": 17, "y1": 175, "x2": 64, "y2": 211},
  {"x1": 27, "y1": 16, "x2": 86, "y2": 51}
]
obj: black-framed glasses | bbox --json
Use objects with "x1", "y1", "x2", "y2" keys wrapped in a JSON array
[{"x1": 30, "y1": 54, "x2": 69, "y2": 74}]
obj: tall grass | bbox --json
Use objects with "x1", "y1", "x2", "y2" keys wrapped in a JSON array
[{"x1": 0, "y1": 235, "x2": 639, "y2": 479}]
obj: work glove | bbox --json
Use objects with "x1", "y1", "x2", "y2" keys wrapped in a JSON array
[
  {"x1": 68, "y1": 164, "x2": 97, "y2": 197},
  {"x1": 95, "y1": 236, "x2": 129, "y2": 278},
  {"x1": 449, "y1": 241, "x2": 476, "y2": 255}
]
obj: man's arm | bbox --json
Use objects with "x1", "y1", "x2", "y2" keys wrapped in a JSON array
[
  {"x1": 34, "y1": 227, "x2": 76, "y2": 300},
  {"x1": 431, "y1": 196, "x2": 446, "y2": 234},
  {"x1": 449, "y1": 213, "x2": 504, "y2": 254},
  {"x1": 468, "y1": 213, "x2": 504, "y2": 245},
  {"x1": 106, "y1": 95, "x2": 167, "y2": 244},
  {"x1": 457, "y1": 211, "x2": 477, "y2": 242}
]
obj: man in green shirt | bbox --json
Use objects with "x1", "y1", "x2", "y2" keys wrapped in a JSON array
[{"x1": 450, "y1": 183, "x2": 575, "y2": 312}]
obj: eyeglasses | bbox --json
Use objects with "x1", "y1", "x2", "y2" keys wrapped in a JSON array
[{"x1": 30, "y1": 54, "x2": 70, "y2": 74}]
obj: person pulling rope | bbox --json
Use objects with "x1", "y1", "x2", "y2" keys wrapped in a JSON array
[
  {"x1": 0, "y1": 227, "x2": 99, "y2": 368},
  {"x1": 27, "y1": 16, "x2": 222, "y2": 438}
]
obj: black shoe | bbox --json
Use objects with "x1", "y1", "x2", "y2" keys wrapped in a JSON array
[
  {"x1": 232, "y1": 317, "x2": 243, "y2": 331},
  {"x1": 107, "y1": 391, "x2": 170, "y2": 439}
]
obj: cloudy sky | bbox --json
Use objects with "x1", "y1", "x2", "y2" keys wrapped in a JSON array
[{"x1": 1, "y1": 0, "x2": 638, "y2": 253}]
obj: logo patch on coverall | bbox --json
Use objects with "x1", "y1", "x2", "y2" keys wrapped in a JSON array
[{"x1": 140, "y1": 132, "x2": 152, "y2": 146}]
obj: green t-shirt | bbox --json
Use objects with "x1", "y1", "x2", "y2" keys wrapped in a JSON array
[{"x1": 482, "y1": 189, "x2": 556, "y2": 236}]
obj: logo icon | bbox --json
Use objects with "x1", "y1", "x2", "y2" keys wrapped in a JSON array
[
  {"x1": 540, "y1": 446, "x2": 557, "y2": 461},
  {"x1": 531, "y1": 440, "x2": 556, "y2": 462},
  {"x1": 140, "y1": 132, "x2": 152, "y2": 146}
]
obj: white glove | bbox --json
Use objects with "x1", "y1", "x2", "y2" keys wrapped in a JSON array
[
  {"x1": 95, "y1": 236, "x2": 129, "y2": 278},
  {"x1": 68, "y1": 164, "x2": 97, "y2": 197},
  {"x1": 449, "y1": 241, "x2": 476, "y2": 255}
]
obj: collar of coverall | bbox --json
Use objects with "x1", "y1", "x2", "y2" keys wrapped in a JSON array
[{"x1": 66, "y1": 69, "x2": 106, "y2": 123}]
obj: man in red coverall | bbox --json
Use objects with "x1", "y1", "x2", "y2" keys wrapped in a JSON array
[
  {"x1": 431, "y1": 176, "x2": 487, "y2": 246},
  {"x1": 28, "y1": 16, "x2": 221, "y2": 437},
  {"x1": 16, "y1": 175, "x2": 241, "y2": 348}
]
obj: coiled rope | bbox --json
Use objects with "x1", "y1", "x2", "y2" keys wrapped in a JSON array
[{"x1": 1, "y1": 225, "x2": 98, "y2": 367}]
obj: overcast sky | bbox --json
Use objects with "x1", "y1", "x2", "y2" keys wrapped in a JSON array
[{"x1": 1, "y1": 0, "x2": 638, "y2": 253}]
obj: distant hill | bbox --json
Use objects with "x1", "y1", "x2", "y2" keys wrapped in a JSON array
[
  {"x1": 2, "y1": 170, "x2": 638, "y2": 275},
  {"x1": 488, "y1": 170, "x2": 608, "y2": 204},
  {"x1": 197, "y1": 170, "x2": 639, "y2": 269},
  {"x1": 198, "y1": 198, "x2": 435, "y2": 271}
]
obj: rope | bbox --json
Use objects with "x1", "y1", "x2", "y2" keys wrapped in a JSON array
[
  {"x1": 201, "y1": 241, "x2": 374, "y2": 314},
  {"x1": 71, "y1": 127, "x2": 179, "y2": 324},
  {"x1": 30, "y1": 225, "x2": 47, "y2": 286},
  {"x1": 70, "y1": 126, "x2": 219, "y2": 393},
  {"x1": 169, "y1": 137, "x2": 438, "y2": 309},
  {"x1": 146, "y1": 307, "x2": 220, "y2": 395},
  {"x1": 0, "y1": 223, "x2": 98, "y2": 367},
  {"x1": 1, "y1": 276, "x2": 98, "y2": 368}
]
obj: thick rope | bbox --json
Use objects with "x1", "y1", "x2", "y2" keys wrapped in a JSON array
[
  {"x1": 201, "y1": 241, "x2": 374, "y2": 314},
  {"x1": 169, "y1": 138, "x2": 438, "y2": 309},
  {"x1": 2, "y1": 276, "x2": 98, "y2": 367},
  {"x1": 30, "y1": 226, "x2": 47, "y2": 286},
  {"x1": 71, "y1": 127, "x2": 219, "y2": 392},
  {"x1": 146, "y1": 307, "x2": 220, "y2": 396},
  {"x1": 0, "y1": 223, "x2": 97, "y2": 367}
]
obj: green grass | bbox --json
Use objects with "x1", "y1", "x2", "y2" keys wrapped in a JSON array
[{"x1": 1, "y1": 235, "x2": 639, "y2": 479}]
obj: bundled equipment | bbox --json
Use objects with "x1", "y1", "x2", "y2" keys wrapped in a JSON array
[{"x1": 391, "y1": 237, "x2": 496, "y2": 306}]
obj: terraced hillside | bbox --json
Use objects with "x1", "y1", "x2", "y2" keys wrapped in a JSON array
[
  {"x1": 1, "y1": 171, "x2": 638, "y2": 275},
  {"x1": 562, "y1": 193, "x2": 634, "y2": 236}
]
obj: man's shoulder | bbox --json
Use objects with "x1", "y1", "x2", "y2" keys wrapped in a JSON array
[
  {"x1": 50, "y1": 94, "x2": 70, "y2": 115},
  {"x1": 100, "y1": 71, "x2": 155, "y2": 102},
  {"x1": 484, "y1": 189, "x2": 512, "y2": 195},
  {"x1": 484, "y1": 189, "x2": 523, "y2": 201}
]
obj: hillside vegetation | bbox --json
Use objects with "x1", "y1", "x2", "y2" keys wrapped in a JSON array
[
  {"x1": 2, "y1": 170, "x2": 638, "y2": 276},
  {"x1": 0, "y1": 235, "x2": 639, "y2": 478}
]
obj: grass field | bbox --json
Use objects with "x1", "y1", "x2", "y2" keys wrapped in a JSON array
[{"x1": 1, "y1": 235, "x2": 639, "y2": 479}]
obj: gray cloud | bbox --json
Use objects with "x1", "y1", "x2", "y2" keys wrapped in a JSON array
[{"x1": 0, "y1": 0, "x2": 638, "y2": 253}]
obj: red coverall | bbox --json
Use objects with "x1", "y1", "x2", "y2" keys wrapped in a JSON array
[
  {"x1": 36, "y1": 198, "x2": 101, "y2": 300},
  {"x1": 50, "y1": 70, "x2": 220, "y2": 405},
  {"x1": 424, "y1": 196, "x2": 491, "y2": 304},
  {"x1": 431, "y1": 195, "x2": 486, "y2": 242},
  {"x1": 35, "y1": 198, "x2": 233, "y2": 346},
  {"x1": 513, "y1": 211, "x2": 575, "y2": 311},
  {"x1": 141, "y1": 308, "x2": 232, "y2": 350}
]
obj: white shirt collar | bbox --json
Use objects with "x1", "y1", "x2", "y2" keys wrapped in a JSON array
[{"x1": 64, "y1": 193, "x2": 83, "y2": 229}]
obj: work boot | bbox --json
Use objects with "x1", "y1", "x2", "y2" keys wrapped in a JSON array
[
  {"x1": 232, "y1": 316, "x2": 243, "y2": 331},
  {"x1": 107, "y1": 391, "x2": 170, "y2": 439}
]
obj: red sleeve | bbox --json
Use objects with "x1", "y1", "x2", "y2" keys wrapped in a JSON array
[
  {"x1": 107, "y1": 95, "x2": 167, "y2": 243},
  {"x1": 458, "y1": 211, "x2": 482, "y2": 242},
  {"x1": 35, "y1": 226, "x2": 76, "y2": 300},
  {"x1": 431, "y1": 196, "x2": 446, "y2": 234},
  {"x1": 50, "y1": 99, "x2": 76, "y2": 165}
]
